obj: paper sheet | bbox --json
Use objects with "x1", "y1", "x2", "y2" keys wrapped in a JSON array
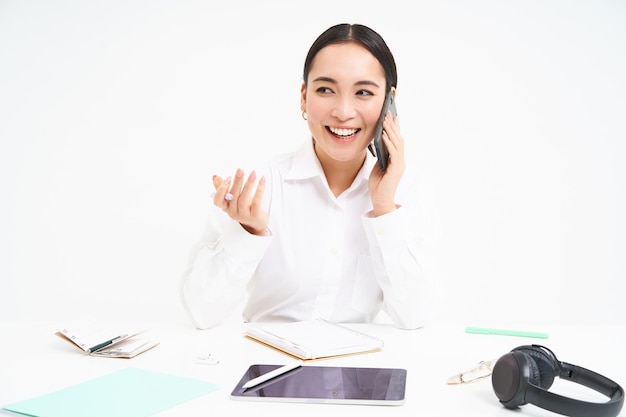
[{"x1": 2, "y1": 367, "x2": 219, "y2": 417}]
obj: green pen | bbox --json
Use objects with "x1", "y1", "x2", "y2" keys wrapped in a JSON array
[{"x1": 465, "y1": 326, "x2": 548, "y2": 339}]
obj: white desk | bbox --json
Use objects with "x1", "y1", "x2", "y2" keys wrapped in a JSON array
[{"x1": 0, "y1": 321, "x2": 624, "y2": 416}]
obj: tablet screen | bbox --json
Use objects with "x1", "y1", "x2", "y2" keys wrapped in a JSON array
[{"x1": 230, "y1": 364, "x2": 407, "y2": 405}]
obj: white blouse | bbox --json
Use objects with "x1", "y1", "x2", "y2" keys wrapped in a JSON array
[{"x1": 180, "y1": 138, "x2": 442, "y2": 329}]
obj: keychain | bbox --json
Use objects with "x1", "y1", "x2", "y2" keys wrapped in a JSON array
[{"x1": 447, "y1": 358, "x2": 496, "y2": 385}]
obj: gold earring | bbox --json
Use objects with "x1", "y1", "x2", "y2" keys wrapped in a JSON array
[{"x1": 301, "y1": 111, "x2": 307, "y2": 121}]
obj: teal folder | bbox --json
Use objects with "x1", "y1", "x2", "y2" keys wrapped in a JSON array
[{"x1": 2, "y1": 367, "x2": 220, "y2": 417}]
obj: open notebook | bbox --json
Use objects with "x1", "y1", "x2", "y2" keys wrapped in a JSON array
[{"x1": 245, "y1": 318, "x2": 384, "y2": 360}]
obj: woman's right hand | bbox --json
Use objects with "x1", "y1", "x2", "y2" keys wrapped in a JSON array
[{"x1": 212, "y1": 168, "x2": 269, "y2": 236}]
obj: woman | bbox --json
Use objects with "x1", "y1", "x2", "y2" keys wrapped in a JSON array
[{"x1": 180, "y1": 23, "x2": 441, "y2": 330}]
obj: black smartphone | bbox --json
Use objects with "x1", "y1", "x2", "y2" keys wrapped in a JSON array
[{"x1": 371, "y1": 90, "x2": 397, "y2": 171}]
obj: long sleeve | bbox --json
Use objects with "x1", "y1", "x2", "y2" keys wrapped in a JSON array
[
  {"x1": 362, "y1": 173, "x2": 443, "y2": 329},
  {"x1": 179, "y1": 204, "x2": 273, "y2": 329}
]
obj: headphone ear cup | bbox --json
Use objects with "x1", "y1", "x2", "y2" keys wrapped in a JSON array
[
  {"x1": 513, "y1": 345, "x2": 559, "y2": 390},
  {"x1": 492, "y1": 349, "x2": 548, "y2": 408},
  {"x1": 492, "y1": 351, "x2": 532, "y2": 408},
  {"x1": 522, "y1": 352, "x2": 542, "y2": 389}
]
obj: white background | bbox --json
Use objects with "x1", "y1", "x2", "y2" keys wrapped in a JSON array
[{"x1": 1, "y1": 0, "x2": 624, "y2": 326}]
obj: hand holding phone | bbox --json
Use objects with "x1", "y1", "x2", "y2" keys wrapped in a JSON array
[{"x1": 371, "y1": 90, "x2": 397, "y2": 171}]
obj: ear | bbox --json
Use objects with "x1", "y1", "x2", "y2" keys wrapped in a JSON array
[
  {"x1": 390, "y1": 86, "x2": 397, "y2": 98},
  {"x1": 300, "y1": 82, "x2": 307, "y2": 111}
]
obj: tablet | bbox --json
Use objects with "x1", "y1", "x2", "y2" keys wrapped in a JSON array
[{"x1": 230, "y1": 364, "x2": 407, "y2": 406}]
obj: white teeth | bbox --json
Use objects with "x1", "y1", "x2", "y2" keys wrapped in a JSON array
[{"x1": 329, "y1": 127, "x2": 357, "y2": 137}]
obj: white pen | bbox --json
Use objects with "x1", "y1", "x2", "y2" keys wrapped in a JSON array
[
  {"x1": 209, "y1": 191, "x2": 234, "y2": 201},
  {"x1": 242, "y1": 360, "x2": 303, "y2": 390}
]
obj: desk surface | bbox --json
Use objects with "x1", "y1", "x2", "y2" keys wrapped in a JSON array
[{"x1": 0, "y1": 320, "x2": 624, "y2": 417}]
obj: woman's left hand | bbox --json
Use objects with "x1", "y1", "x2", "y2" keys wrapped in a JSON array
[{"x1": 368, "y1": 111, "x2": 406, "y2": 216}]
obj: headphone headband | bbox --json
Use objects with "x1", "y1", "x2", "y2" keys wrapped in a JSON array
[{"x1": 492, "y1": 345, "x2": 624, "y2": 417}]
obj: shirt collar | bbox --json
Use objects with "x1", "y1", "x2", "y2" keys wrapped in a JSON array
[
  {"x1": 284, "y1": 138, "x2": 323, "y2": 181},
  {"x1": 285, "y1": 138, "x2": 377, "y2": 187}
]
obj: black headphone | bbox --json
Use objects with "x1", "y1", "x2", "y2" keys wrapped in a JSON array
[{"x1": 491, "y1": 345, "x2": 624, "y2": 417}]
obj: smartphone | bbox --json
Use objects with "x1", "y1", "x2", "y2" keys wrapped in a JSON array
[
  {"x1": 230, "y1": 364, "x2": 407, "y2": 406},
  {"x1": 371, "y1": 90, "x2": 397, "y2": 171}
]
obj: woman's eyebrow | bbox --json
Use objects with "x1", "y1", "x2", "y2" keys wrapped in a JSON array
[
  {"x1": 311, "y1": 77, "x2": 381, "y2": 89},
  {"x1": 311, "y1": 76, "x2": 337, "y2": 84},
  {"x1": 354, "y1": 80, "x2": 381, "y2": 89}
]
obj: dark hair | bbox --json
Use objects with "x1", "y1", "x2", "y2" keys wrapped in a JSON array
[{"x1": 302, "y1": 23, "x2": 397, "y2": 91}]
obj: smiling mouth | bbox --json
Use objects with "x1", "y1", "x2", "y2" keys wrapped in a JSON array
[{"x1": 328, "y1": 126, "x2": 360, "y2": 139}]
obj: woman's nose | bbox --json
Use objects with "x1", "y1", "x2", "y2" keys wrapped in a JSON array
[{"x1": 330, "y1": 97, "x2": 356, "y2": 120}]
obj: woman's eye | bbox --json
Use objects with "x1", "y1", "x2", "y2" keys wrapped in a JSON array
[
  {"x1": 356, "y1": 90, "x2": 374, "y2": 97},
  {"x1": 316, "y1": 87, "x2": 333, "y2": 94}
]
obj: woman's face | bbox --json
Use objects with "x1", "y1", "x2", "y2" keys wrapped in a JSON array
[{"x1": 302, "y1": 42, "x2": 387, "y2": 166}]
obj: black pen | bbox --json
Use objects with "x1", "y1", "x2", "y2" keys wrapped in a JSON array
[{"x1": 88, "y1": 334, "x2": 127, "y2": 353}]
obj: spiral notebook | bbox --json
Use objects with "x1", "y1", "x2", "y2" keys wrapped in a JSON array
[{"x1": 245, "y1": 319, "x2": 384, "y2": 360}]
